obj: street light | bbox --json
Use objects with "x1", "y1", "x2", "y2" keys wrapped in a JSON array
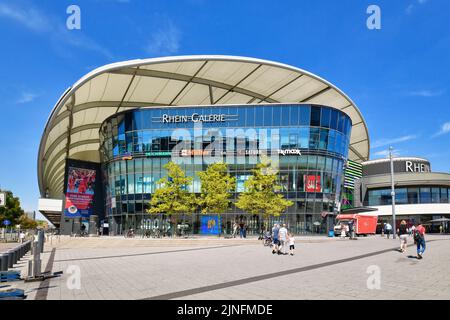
[{"x1": 389, "y1": 146, "x2": 396, "y2": 239}]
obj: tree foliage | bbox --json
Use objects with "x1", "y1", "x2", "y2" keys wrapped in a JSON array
[
  {"x1": 236, "y1": 161, "x2": 293, "y2": 219},
  {"x1": 197, "y1": 162, "x2": 236, "y2": 215},
  {"x1": 0, "y1": 190, "x2": 25, "y2": 226},
  {"x1": 147, "y1": 162, "x2": 196, "y2": 216},
  {"x1": 18, "y1": 215, "x2": 38, "y2": 229}
]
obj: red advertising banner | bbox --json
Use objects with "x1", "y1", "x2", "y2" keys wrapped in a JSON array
[
  {"x1": 64, "y1": 166, "x2": 96, "y2": 217},
  {"x1": 304, "y1": 175, "x2": 321, "y2": 192}
]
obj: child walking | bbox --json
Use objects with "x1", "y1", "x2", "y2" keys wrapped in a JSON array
[{"x1": 288, "y1": 233, "x2": 295, "y2": 256}]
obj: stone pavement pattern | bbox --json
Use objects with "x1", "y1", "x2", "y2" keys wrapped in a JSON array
[{"x1": 9, "y1": 235, "x2": 450, "y2": 300}]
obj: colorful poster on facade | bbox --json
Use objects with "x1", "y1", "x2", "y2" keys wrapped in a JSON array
[
  {"x1": 64, "y1": 166, "x2": 96, "y2": 217},
  {"x1": 200, "y1": 215, "x2": 221, "y2": 235},
  {"x1": 304, "y1": 175, "x2": 321, "y2": 192}
]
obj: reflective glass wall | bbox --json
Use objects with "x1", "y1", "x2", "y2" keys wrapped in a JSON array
[
  {"x1": 99, "y1": 104, "x2": 352, "y2": 236},
  {"x1": 365, "y1": 186, "x2": 450, "y2": 206}
]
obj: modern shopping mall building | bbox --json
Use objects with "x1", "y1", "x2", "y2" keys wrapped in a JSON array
[
  {"x1": 36, "y1": 55, "x2": 449, "y2": 236},
  {"x1": 354, "y1": 157, "x2": 450, "y2": 232}
]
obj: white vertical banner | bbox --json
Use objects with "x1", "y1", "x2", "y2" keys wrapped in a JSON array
[{"x1": 0, "y1": 192, "x2": 6, "y2": 207}]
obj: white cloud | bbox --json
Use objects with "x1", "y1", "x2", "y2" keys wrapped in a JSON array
[
  {"x1": 407, "y1": 89, "x2": 444, "y2": 97},
  {"x1": 0, "y1": 2, "x2": 113, "y2": 60},
  {"x1": 0, "y1": 3, "x2": 50, "y2": 32},
  {"x1": 433, "y1": 122, "x2": 450, "y2": 137},
  {"x1": 372, "y1": 149, "x2": 401, "y2": 158},
  {"x1": 371, "y1": 135, "x2": 418, "y2": 149},
  {"x1": 145, "y1": 19, "x2": 181, "y2": 56},
  {"x1": 406, "y1": 0, "x2": 430, "y2": 14},
  {"x1": 16, "y1": 92, "x2": 38, "y2": 104}
]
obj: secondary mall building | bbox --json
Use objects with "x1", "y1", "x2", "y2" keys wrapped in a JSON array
[
  {"x1": 38, "y1": 55, "x2": 371, "y2": 236},
  {"x1": 355, "y1": 157, "x2": 450, "y2": 232}
]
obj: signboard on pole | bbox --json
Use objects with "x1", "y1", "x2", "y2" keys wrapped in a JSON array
[
  {"x1": 3, "y1": 219, "x2": 11, "y2": 226},
  {"x1": 0, "y1": 192, "x2": 5, "y2": 207}
]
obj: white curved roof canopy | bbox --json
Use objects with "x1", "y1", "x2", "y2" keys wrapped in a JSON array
[{"x1": 38, "y1": 55, "x2": 370, "y2": 199}]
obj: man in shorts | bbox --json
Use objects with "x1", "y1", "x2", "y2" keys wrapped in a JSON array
[{"x1": 272, "y1": 224, "x2": 280, "y2": 254}]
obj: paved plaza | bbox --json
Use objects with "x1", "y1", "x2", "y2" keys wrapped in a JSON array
[{"x1": 7, "y1": 235, "x2": 450, "y2": 300}]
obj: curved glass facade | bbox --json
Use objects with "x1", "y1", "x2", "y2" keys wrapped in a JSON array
[
  {"x1": 365, "y1": 186, "x2": 450, "y2": 206},
  {"x1": 99, "y1": 104, "x2": 352, "y2": 236}
]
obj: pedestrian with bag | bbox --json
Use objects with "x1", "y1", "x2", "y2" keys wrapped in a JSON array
[{"x1": 414, "y1": 223, "x2": 426, "y2": 259}]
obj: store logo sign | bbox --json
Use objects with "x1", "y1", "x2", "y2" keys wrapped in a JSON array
[
  {"x1": 155, "y1": 113, "x2": 238, "y2": 124},
  {"x1": 277, "y1": 149, "x2": 302, "y2": 156},
  {"x1": 161, "y1": 113, "x2": 229, "y2": 123},
  {"x1": 405, "y1": 161, "x2": 430, "y2": 173}
]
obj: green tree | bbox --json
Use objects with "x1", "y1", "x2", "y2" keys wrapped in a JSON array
[
  {"x1": 236, "y1": 161, "x2": 293, "y2": 230},
  {"x1": 197, "y1": 163, "x2": 236, "y2": 234},
  {"x1": 18, "y1": 215, "x2": 38, "y2": 229},
  {"x1": 147, "y1": 162, "x2": 196, "y2": 233},
  {"x1": 0, "y1": 190, "x2": 25, "y2": 226}
]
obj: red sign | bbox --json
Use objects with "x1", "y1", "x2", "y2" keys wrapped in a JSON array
[{"x1": 304, "y1": 175, "x2": 321, "y2": 192}]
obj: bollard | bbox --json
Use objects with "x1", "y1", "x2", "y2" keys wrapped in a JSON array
[
  {"x1": 38, "y1": 230, "x2": 45, "y2": 254},
  {"x1": 27, "y1": 260, "x2": 33, "y2": 278},
  {"x1": 13, "y1": 248, "x2": 18, "y2": 265},
  {"x1": 7, "y1": 250, "x2": 14, "y2": 268},
  {"x1": 32, "y1": 241, "x2": 41, "y2": 278},
  {"x1": 0, "y1": 253, "x2": 9, "y2": 271}
]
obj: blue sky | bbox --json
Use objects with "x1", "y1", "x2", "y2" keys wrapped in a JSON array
[{"x1": 0, "y1": 0, "x2": 449, "y2": 217}]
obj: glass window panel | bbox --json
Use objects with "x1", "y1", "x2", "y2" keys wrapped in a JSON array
[
  {"x1": 440, "y1": 188, "x2": 449, "y2": 203},
  {"x1": 319, "y1": 128, "x2": 328, "y2": 150},
  {"x1": 431, "y1": 187, "x2": 440, "y2": 203},
  {"x1": 337, "y1": 112, "x2": 345, "y2": 133},
  {"x1": 290, "y1": 106, "x2": 299, "y2": 126},
  {"x1": 299, "y1": 128, "x2": 309, "y2": 148},
  {"x1": 396, "y1": 188, "x2": 408, "y2": 204},
  {"x1": 420, "y1": 187, "x2": 431, "y2": 203},
  {"x1": 272, "y1": 106, "x2": 281, "y2": 127},
  {"x1": 298, "y1": 156, "x2": 308, "y2": 170},
  {"x1": 308, "y1": 155, "x2": 318, "y2": 170},
  {"x1": 310, "y1": 106, "x2": 321, "y2": 127},
  {"x1": 320, "y1": 107, "x2": 331, "y2": 128},
  {"x1": 407, "y1": 187, "x2": 419, "y2": 204},
  {"x1": 330, "y1": 109, "x2": 338, "y2": 130},
  {"x1": 309, "y1": 128, "x2": 319, "y2": 149},
  {"x1": 237, "y1": 107, "x2": 246, "y2": 127},
  {"x1": 255, "y1": 106, "x2": 264, "y2": 126},
  {"x1": 299, "y1": 106, "x2": 311, "y2": 126},
  {"x1": 246, "y1": 107, "x2": 255, "y2": 127},
  {"x1": 263, "y1": 106, "x2": 272, "y2": 126},
  {"x1": 317, "y1": 156, "x2": 325, "y2": 171},
  {"x1": 327, "y1": 130, "x2": 336, "y2": 153}
]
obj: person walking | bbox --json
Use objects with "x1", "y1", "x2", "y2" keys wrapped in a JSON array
[
  {"x1": 385, "y1": 222, "x2": 392, "y2": 239},
  {"x1": 232, "y1": 222, "x2": 238, "y2": 238},
  {"x1": 19, "y1": 231, "x2": 26, "y2": 243},
  {"x1": 410, "y1": 224, "x2": 416, "y2": 237},
  {"x1": 340, "y1": 223, "x2": 346, "y2": 239},
  {"x1": 239, "y1": 222, "x2": 245, "y2": 238},
  {"x1": 348, "y1": 220, "x2": 355, "y2": 239},
  {"x1": 398, "y1": 220, "x2": 408, "y2": 253},
  {"x1": 278, "y1": 224, "x2": 288, "y2": 255},
  {"x1": 288, "y1": 232, "x2": 295, "y2": 256},
  {"x1": 414, "y1": 223, "x2": 426, "y2": 259},
  {"x1": 271, "y1": 224, "x2": 280, "y2": 254}
]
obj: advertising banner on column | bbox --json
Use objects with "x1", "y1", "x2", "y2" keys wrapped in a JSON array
[
  {"x1": 64, "y1": 166, "x2": 97, "y2": 218},
  {"x1": 200, "y1": 215, "x2": 221, "y2": 235}
]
